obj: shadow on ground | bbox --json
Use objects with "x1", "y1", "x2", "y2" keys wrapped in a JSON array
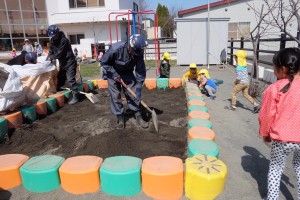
[
  {"x1": 241, "y1": 146, "x2": 295, "y2": 199},
  {"x1": 0, "y1": 189, "x2": 12, "y2": 200}
]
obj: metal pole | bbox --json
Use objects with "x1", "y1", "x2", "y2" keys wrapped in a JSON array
[
  {"x1": 132, "y1": 12, "x2": 136, "y2": 35},
  {"x1": 207, "y1": 0, "x2": 210, "y2": 69}
]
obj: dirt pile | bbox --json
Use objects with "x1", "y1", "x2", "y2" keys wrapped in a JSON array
[{"x1": 0, "y1": 88, "x2": 188, "y2": 160}]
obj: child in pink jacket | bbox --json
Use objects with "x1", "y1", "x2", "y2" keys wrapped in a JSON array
[{"x1": 259, "y1": 48, "x2": 300, "y2": 200}]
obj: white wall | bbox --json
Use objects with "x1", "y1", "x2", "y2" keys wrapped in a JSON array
[
  {"x1": 181, "y1": 0, "x2": 297, "y2": 37},
  {"x1": 46, "y1": 0, "x2": 134, "y2": 25}
]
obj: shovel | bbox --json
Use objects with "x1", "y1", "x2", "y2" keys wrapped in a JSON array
[
  {"x1": 61, "y1": 87, "x2": 99, "y2": 104},
  {"x1": 117, "y1": 79, "x2": 159, "y2": 133}
]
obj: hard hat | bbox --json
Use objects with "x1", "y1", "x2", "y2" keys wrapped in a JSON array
[
  {"x1": 128, "y1": 34, "x2": 148, "y2": 56},
  {"x1": 162, "y1": 52, "x2": 171, "y2": 60},
  {"x1": 25, "y1": 52, "x2": 37, "y2": 64},
  {"x1": 48, "y1": 25, "x2": 60, "y2": 38},
  {"x1": 189, "y1": 63, "x2": 197, "y2": 69},
  {"x1": 24, "y1": 39, "x2": 29, "y2": 42}
]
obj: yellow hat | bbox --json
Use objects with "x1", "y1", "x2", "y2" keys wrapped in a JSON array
[
  {"x1": 162, "y1": 52, "x2": 171, "y2": 60},
  {"x1": 12, "y1": 48, "x2": 16, "y2": 51},
  {"x1": 235, "y1": 50, "x2": 247, "y2": 67},
  {"x1": 189, "y1": 63, "x2": 197, "y2": 69},
  {"x1": 199, "y1": 69, "x2": 211, "y2": 78}
]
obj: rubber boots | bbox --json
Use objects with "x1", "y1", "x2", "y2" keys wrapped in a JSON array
[
  {"x1": 117, "y1": 114, "x2": 125, "y2": 129},
  {"x1": 135, "y1": 111, "x2": 148, "y2": 128},
  {"x1": 68, "y1": 91, "x2": 79, "y2": 105}
]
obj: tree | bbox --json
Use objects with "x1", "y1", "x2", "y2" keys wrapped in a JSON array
[
  {"x1": 263, "y1": 0, "x2": 300, "y2": 45},
  {"x1": 156, "y1": 3, "x2": 175, "y2": 37}
]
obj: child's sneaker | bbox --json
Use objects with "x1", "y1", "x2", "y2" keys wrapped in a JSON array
[
  {"x1": 253, "y1": 104, "x2": 260, "y2": 113},
  {"x1": 230, "y1": 105, "x2": 236, "y2": 111},
  {"x1": 210, "y1": 96, "x2": 216, "y2": 100}
]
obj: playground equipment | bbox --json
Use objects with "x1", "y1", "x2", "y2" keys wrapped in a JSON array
[{"x1": 108, "y1": 10, "x2": 160, "y2": 77}]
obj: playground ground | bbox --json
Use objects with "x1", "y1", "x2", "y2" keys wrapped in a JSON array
[{"x1": 0, "y1": 65, "x2": 298, "y2": 200}]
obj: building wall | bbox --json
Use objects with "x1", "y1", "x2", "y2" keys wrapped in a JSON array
[
  {"x1": 46, "y1": 0, "x2": 138, "y2": 25},
  {"x1": 181, "y1": 0, "x2": 299, "y2": 55}
]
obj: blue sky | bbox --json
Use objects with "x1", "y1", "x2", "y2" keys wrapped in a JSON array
[{"x1": 148, "y1": 0, "x2": 221, "y2": 11}]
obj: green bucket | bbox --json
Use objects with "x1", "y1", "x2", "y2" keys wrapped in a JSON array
[
  {"x1": 0, "y1": 118, "x2": 8, "y2": 143},
  {"x1": 157, "y1": 78, "x2": 169, "y2": 90},
  {"x1": 45, "y1": 97, "x2": 58, "y2": 113},
  {"x1": 187, "y1": 96, "x2": 205, "y2": 102},
  {"x1": 21, "y1": 106, "x2": 37, "y2": 124},
  {"x1": 188, "y1": 105, "x2": 209, "y2": 113},
  {"x1": 188, "y1": 118, "x2": 212, "y2": 129}
]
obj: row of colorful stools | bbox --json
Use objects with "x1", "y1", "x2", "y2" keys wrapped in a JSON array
[
  {"x1": 0, "y1": 153, "x2": 227, "y2": 200},
  {"x1": 184, "y1": 81, "x2": 228, "y2": 199}
]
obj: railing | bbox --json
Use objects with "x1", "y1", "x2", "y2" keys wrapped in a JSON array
[{"x1": 227, "y1": 33, "x2": 299, "y2": 67}]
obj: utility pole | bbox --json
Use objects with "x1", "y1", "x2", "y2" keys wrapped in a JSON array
[{"x1": 207, "y1": 0, "x2": 210, "y2": 69}]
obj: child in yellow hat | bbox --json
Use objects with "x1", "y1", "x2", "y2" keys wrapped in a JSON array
[
  {"x1": 160, "y1": 52, "x2": 171, "y2": 78},
  {"x1": 182, "y1": 63, "x2": 200, "y2": 85}
]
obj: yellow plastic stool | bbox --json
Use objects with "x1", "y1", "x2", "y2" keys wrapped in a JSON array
[{"x1": 185, "y1": 155, "x2": 227, "y2": 200}]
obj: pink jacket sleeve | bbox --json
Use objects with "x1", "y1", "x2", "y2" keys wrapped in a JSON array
[{"x1": 259, "y1": 86, "x2": 277, "y2": 136}]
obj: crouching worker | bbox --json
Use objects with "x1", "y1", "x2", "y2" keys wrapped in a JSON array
[
  {"x1": 47, "y1": 25, "x2": 78, "y2": 105},
  {"x1": 100, "y1": 34, "x2": 148, "y2": 129},
  {"x1": 199, "y1": 72, "x2": 217, "y2": 100},
  {"x1": 182, "y1": 63, "x2": 200, "y2": 85},
  {"x1": 25, "y1": 52, "x2": 37, "y2": 65}
]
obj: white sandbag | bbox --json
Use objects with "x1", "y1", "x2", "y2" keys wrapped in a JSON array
[
  {"x1": 0, "y1": 63, "x2": 25, "y2": 112},
  {"x1": 11, "y1": 61, "x2": 56, "y2": 78}
]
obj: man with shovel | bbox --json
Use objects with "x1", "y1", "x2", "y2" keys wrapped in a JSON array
[
  {"x1": 47, "y1": 25, "x2": 79, "y2": 105},
  {"x1": 100, "y1": 34, "x2": 148, "y2": 129}
]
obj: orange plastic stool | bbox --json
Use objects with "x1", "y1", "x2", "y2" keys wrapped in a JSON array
[
  {"x1": 98, "y1": 79, "x2": 108, "y2": 89},
  {"x1": 144, "y1": 79, "x2": 156, "y2": 90},
  {"x1": 169, "y1": 78, "x2": 182, "y2": 88},
  {"x1": 35, "y1": 101, "x2": 47, "y2": 116},
  {"x1": 187, "y1": 99, "x2": 207, "y2": 107},
  {"x1": 50, "y1": 93, "x2": 65, "y2": 108},
  {"x1": 188, "y1": 127, "x2": 216, "y2": 142},
  {"x1": 142, "y1": 156, "x2": 183, "y2": 200},
  {"x1": 188, "y1": 110, "x2": 210, "y2": 120},
  {"x1": 0, "y1": 154, "x2": 29, "y2": 189},
  {"x1": 82, "y1": 83, "x2": 88, "y2": 92},
  {"x1": 3, "y1": 111, "x2": 23, "y2": 129},
  {"x1": 59, "y1": 156, "x2": 103, "y2": 194}
]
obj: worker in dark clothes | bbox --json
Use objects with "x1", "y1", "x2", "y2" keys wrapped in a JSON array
[
  {"x1": 100, "y1": 34, "x2": 148, "y2": 129},
  {"x1": 47, "y1": 25, "x2": 78, "y2": 105}
]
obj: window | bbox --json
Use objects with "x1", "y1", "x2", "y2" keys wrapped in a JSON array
[
  {"x1": 228, "y1": 22, "x2": 250, "y2": 40},
  {"x1": 69, "y1": 0, "x2": 104, "y2": 8},
  {"x1": 69, "y1": 34, "x2": 84, "y2": 44}
]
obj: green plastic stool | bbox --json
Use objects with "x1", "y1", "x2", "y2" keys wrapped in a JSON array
[
  {"x1": 100, "y1": 156, "x2": 142, "y2": 196},
  {"x1": 188, "y1": 118, "x2": 213, "y2": 129},
  {"x1": 78, "y1": 85, "x2": 84, "y2": 92},
  {"x1": 21, "y1": 106, "x2": 37, "y2": 124},
  {"x1": 0, "y1": 118, "x2": 8, "y2": 143},
  {"x1": 188, "y1": 105, "x2": 208, "y2": 113},
  {"x1": 157, "y1": 78, "x2": 169, "y2": 90},
  {"x1": 45, "y1": 97, "x2": 58, "y2": 113},
  {"x1": 87, "y1": 81, "x2": 94, "y2": 91},
  {"x1": 188, "y1": 139, "x2": 220, "y2": 158},
  {"x1": 187, "y1": 96, "x2": 205, "y2": 102},
  {"x1": 20, "y1": 155, "x2": 65, "y2": 193}
]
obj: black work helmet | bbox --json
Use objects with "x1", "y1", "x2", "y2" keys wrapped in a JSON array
[{"x1": 48, "y1": 25, "x2": 60, "y2": 38}]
